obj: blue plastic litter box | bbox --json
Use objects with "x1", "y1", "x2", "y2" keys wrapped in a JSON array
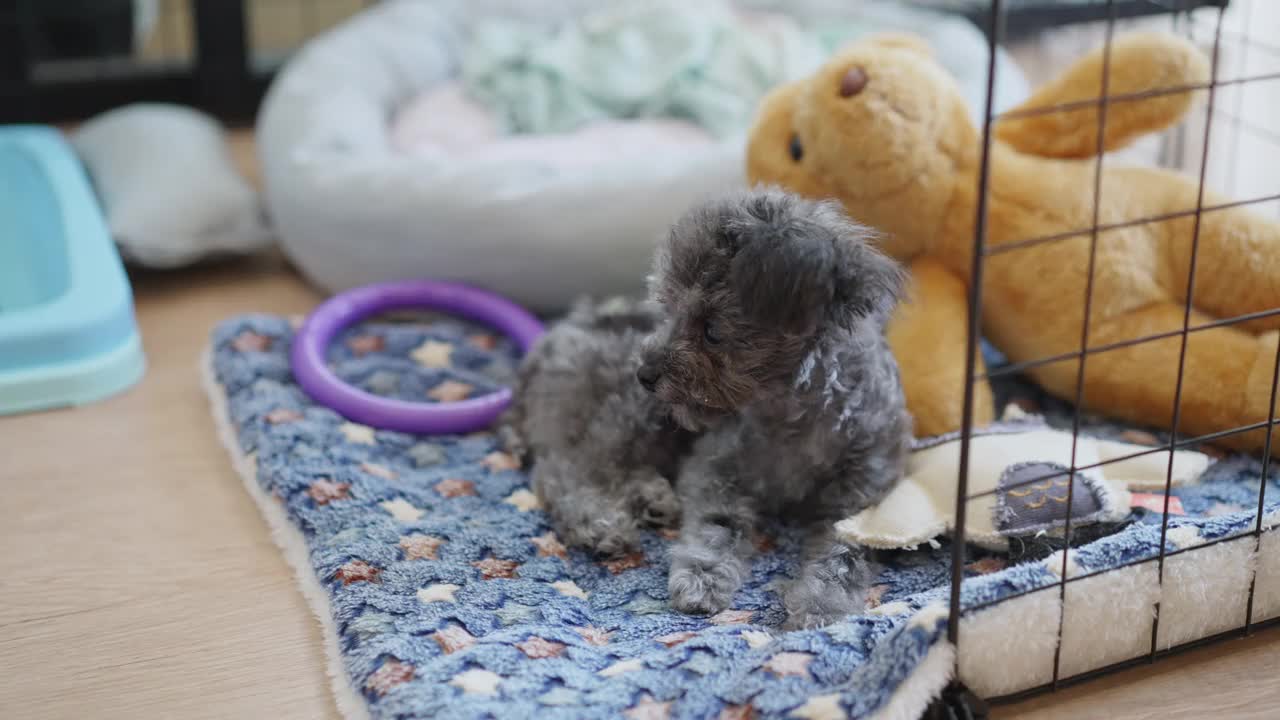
[{"x1": 0, "y1": 125, "x2": 145, "y2": 415}]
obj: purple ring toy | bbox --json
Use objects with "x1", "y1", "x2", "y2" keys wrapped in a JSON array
[{"x1": 290, "y1": 280, "x2": 545, "y2": 435}]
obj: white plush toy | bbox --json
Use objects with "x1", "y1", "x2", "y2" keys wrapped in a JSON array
[
  {"x1": 836, "y1": 407, "x2": 1214, "y2": 551},
  {"x1": 71, "y1": 103, "x2": 273, "y2": 268}
]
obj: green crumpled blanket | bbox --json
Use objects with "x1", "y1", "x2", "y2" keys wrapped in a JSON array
[{"x1": 460, "y1": 1, "x2": 861, "y2": 138}]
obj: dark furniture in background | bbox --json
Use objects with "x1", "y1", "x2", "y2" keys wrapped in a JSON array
[
  {"x1": 910, "y1": 0, "x2": 1227, "y2": 40},
  {"x1": 1, "y1": 0, "x2": 264, "y2": 124}
]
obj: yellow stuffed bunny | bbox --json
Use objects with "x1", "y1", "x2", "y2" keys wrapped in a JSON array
[{"x1": 747, "y1": 32, "x2": 1280, "y2": 454}]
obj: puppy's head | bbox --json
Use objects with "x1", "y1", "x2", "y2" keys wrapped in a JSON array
[{"x1": 638, "y1": 188, "x2": 904, "y2": 430}]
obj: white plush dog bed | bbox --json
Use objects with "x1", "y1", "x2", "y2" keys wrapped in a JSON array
[{"x1": 257, "y1": 0, "x2": 1028, "y2": 312}]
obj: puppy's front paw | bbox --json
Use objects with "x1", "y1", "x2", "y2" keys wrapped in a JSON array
[
  {"x1": 558, "y1": 509, "x2": 639, "y2": 557},
  {"x1": 781, "y1": 580, "x2": 864, "y2": 631},
  {"x1": 630, "y1": 476, "x2": 681, "y2": 529},
  {"x1": 668, "y1": 563, "x2": 739, "y2": 615}
]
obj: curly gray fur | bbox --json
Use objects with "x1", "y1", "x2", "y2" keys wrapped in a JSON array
[
  {"x1": 641, "y1": 188, "x2": 912, "y2": 629},
  {"x1": 503, "y1": 296, "x2": 695, "y2": 555}
]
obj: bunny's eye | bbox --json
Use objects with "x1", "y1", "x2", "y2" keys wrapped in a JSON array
[{"x1": 788, "y1": 133, "x2": 804, "y2": 162}]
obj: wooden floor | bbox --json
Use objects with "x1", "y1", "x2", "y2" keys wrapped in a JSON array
[{"x1": 2, "y1": 132, "x2": 1278, "y2": 718}]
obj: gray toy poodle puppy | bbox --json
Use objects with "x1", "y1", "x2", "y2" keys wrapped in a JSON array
[
  {"x1": 507, "y1": 188, "x2": 911, "y2": 630},
  {"x1": 640, "y1": 188, "x2": 912, "y2": 629},
  {"x1": 504, "y1": 296, "x2": 696, "y2": 556}
]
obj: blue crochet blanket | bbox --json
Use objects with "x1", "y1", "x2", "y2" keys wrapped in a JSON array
[{"x1": 207, "y1": 314, "x2": 1280, "y2": 720}]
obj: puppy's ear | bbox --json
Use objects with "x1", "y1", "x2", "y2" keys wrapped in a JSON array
[
  {"x1": 729, "y1": 225, "x2": 836, "y2": 334},
  {"x1": 833, "y1": 225, "x2": 907, "y2": 325}
]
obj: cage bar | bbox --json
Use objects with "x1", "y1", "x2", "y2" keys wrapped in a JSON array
[
  {"x1": 1148, "y1": 2, "x2": 1226, "y2": 659},
  {"x1": 1243, "y1": 321, "x2": 1280, "y2": 632},
  {"x1": 948, "y1": 0, "x2": 1005, "y2": 654},
  {"x1": 1049, "y1": 0, "x2": 1118, "y2": 687}
]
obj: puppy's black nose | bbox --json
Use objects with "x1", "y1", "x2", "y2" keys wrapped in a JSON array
[{"x1": 637, "y1": 363, "x2": 661, "y2": 392}]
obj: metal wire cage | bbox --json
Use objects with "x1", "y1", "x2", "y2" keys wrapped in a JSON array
[{"x1": 946, "y1": 0, "x2": 1280, "y2": 707}]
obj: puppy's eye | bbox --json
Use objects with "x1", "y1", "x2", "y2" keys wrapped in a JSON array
[
  {"x1": 703, "y1": 320, "x2": 723, "y2": 346},
  {"x1": 788, "y1": 133, "x2": 803, "y2": 162}
]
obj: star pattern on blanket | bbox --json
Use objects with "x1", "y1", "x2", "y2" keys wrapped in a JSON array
[
  {"x1": 516, "y1": 636, "x2": 566, "y2": 659},
  {"x1": 307, "y1": 479, "x2": 351, "y2": 505},
  {"x1": 340, "y1": 422, "x2": 377, "y2": 445},
  {"x1": 411, "y1": 340, "x2": 454, "y2": 368},
  {"x1": 473, "y1": 557, "x2": 520, "y2": 580},
  {"x1": 656, "y1": 631, "x2": 697, "y2": 648},
  {"x1": 504, "y1": 489, "x2": 542, "y2": 511},
  {"x1": 449, "y1": 668, "x2": 501, "y2": 696},
  {"x1": 709, "y1": 609, "x2": 754, "y2": 625},
  {"x1": 741, "y1": 630, "x2": 773, "y2": 649},
  {"x1": 266, "y1": 408, "x2": 303, "y2": 424},
  {"x1": 380, "y1": 498, "x2": 424, "y2": 523},
  {"x1": 575, "y1": 626, "x2": 614, "y2": 646},
  {"x1": 482, "y1": 451, "x2": 521, "y2": 472},
  {"x1": 347, "y1": 334, "x2": 386, "y2": 356},
  {"x1": 551, "y1": 580, "x2": 588, "y2": 600},
  {"x1": 365, "y1": 658, "x2": 414, "y2": 696},
  {"x1": 399, "y1": 534, "x2": 443, "y2": 560},
  {"x1": 230, "y1": 330, "x2": 272, "y2": 352},
  {"x1": 531, "y1": 532, "x2": 568, "y2": 559},
  {"x1": 428, "y1": 380, "x2": 473, "y2": 402},
  {"x1": 600, "y1": 551, "x2": 647, "y2": 575},
  {"x1": 600, "y1": 658, "x2": 645, "y2": 677},
  {"x1": 432, "y1": 625, "x2": 476, "y2": 654},
  {"x1": 763, "y1": 652, "x2": 814, "y2": 678},
  {"x1": 417, "y1": 583, "x2": 460, "y2": 604},
  {"x1": 435, "y1": 478, "x2": 477, "y2": 498},
  {"x1": 334, "y1": 560, "x2": 381, "y2": 586}
]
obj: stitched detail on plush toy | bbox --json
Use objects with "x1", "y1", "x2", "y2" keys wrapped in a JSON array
[{"x1": 995, "y1": 461, "x2": 1107, "y2": 536}]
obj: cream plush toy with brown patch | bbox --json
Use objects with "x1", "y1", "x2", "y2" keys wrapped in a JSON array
[
  {"x1": 747, "y1": 32, "x2": 1280, "y2": 454},
  {"x1": 835, "y1": 406, "x2": 1212, "y2": 552}
]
